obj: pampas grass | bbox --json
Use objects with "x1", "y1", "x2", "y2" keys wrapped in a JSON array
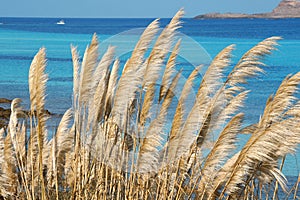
[{"x1": 0, "y1": 9, "x2": 299, "y2": 200}]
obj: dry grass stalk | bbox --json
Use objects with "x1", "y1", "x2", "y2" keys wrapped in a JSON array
[{"x1": 0, "y1": 9, "x2": 299, "y2": 200}]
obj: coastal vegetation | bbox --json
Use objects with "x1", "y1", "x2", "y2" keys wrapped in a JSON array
[{"x1": 0, "y1": 9, "x2": 299, "y2": 199}]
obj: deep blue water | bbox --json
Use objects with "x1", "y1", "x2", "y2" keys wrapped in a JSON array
[
  {"x1": 1, "y1": 18, "x2": 300, "y2": 39},
  {"x1": 0, "y1": 17, "x2": 299, "y2": 180}
]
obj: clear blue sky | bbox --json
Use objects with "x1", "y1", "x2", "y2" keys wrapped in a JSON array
[{"x1": 1, "y1": 0, "x2": 282, "y2": 18}]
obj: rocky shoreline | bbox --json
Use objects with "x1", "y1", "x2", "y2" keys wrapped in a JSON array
[
  {"x1": 0, "y1": 98, "x2": 53, "y2": 129},
  {"x1": 195, "y1": 0, "x2": 300, "y2": 19}
]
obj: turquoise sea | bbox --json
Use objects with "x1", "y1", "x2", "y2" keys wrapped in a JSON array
[{"x1": 0, "y1": 18, "x2": 299, "y2": 181}]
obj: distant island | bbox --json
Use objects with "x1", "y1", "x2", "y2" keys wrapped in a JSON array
[{"x1": 195, "y1": 0, "x2": 300, "y2": 19}]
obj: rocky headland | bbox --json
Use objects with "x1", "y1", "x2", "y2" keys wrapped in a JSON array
[{"x1": 195, "y1": 0, "x2": 300, "y2": 19}]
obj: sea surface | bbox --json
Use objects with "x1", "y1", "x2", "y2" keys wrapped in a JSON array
[{"x1": 0, "y1": 17, "x2": 299, "y2": 182}]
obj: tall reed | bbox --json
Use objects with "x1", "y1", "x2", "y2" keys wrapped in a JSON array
[{"x1": 0, "y1": 9, "x2": 299, "y2": 199}]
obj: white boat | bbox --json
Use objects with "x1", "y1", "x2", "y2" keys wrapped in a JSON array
[{"x1": 56, "y1": 20, "x2": 65, "y2": 25}]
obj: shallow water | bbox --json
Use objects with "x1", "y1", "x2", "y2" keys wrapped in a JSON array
[{"x1": 0, "y1": 17, "x2": 299, "y2": 177}]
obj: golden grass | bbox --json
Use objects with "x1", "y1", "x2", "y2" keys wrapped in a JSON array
[{"x1": 0, "y1": 9, "x2": 299, "y2": 199}]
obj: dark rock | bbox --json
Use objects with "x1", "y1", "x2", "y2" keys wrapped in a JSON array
[
  {"x1": 0, "y1": 107, "x2": 11, "y2": 119},
  {"x1": 0, "y1": 98, "x2": 12, "y2": 104},
  {"x1": 0, "y1": 105, "x2": 53, "y2": 129},
  {"x1": 0, "y1": 107, "x2": 11, "y2": 129},
  {"x1": 25, "y1": 109, "x2": 52, "y2": 116},
  {"x1": 0, "y1": 118, "x2": 8, "y2": 129}
]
